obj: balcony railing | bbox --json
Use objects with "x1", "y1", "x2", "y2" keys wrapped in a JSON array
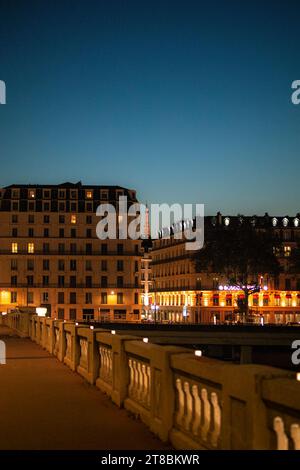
[{"x1": 0, "y1": 283, "x2": 142, "y2": 289}]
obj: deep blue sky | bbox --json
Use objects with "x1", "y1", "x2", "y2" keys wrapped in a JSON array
[{"x1": 0, "y1": 0, "x2": 300, "y2": 214}]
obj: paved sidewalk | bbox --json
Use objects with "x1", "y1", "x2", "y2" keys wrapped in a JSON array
[{"x1": 0, "y1": 326, "x2": 169, "y2": 450}]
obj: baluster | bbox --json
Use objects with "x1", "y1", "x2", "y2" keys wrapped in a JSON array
[
  {"x1": 140, "y1": 364, "x2": 147, "y2": 404},
  {"x1": 108, "y1": 349, "x2": 113, "y2": 381},
  {"x1": 146, "y1": 365, "x2": 151, "y2": 407},
  {"x1": 273, "y1": 417, "x2": 289, "y2": 450},
  {"x1": 290, "y1": 423, "x2": 300, "y2": 450},
  {"x1": 192, "y1": 384, "x2": 201, "y2": 436},
  {"x1": 175, "y1": 378, "x2": 185, "y2": 427},
  {"x1": 201, "y1": 388, "x2": 211, "y2": 442},
  {"x1": 137, "y1": 362, "x2": 143, "y2": 402},
  {"x1": 184, "y1": 381, "x2": 193, "y2": 432},
  {"x1": 210, "y1": 392, "x2": 221, "y2": 447},
  {"x1": 128, "y1": 359, "x2": 134, "y2": 397},
  {"x1": 133, "y1": 360, "x2": 139, "y2": 400}
]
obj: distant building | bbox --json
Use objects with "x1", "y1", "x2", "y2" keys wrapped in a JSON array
[
  {"x1": 0, "y1": 182, "x2": 141, "y2": 321},
  {"x1": 150, "y1": 213, "x2": 300, "y2": 324}
]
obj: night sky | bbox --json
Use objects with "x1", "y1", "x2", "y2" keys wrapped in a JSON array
[{"x1": 0, "y1": 0, "x2": 300, "y2": 215}]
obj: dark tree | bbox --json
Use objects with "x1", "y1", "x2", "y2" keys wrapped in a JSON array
[{"x1": 194, "y1": 220, "x2": 281, "y2": 319}]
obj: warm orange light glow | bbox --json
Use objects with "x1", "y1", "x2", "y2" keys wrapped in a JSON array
[{"x1": 71, "y1": 215, "x2": 77, "y2": 224}]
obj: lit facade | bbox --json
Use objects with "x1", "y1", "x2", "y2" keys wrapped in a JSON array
[
  {"x1": 0, "y1": 182, "x2": 142, "y2": 321},
  {"x1": 150, "y1": 213, "x2": 300, "y2": 324}
]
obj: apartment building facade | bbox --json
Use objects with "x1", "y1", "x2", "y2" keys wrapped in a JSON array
[
  {"x1": 0, "y1": 182, "x2": 142, "y2": 321},
  {"x1": 149, "y1": 213, "x2": 300, "y2": 324}
]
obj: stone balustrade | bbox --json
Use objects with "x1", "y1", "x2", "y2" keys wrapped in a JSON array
[{"x1": 2, "y1": 312, "x2": 300, "y2": 450}]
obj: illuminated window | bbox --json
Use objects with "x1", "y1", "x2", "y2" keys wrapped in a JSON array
[
  {"x1": 71, "y1": 215, "x2": 77, "y2": 224},
  {"x1": 86, "y1": 190, "x2": 92, "y2": 199},
  {"x1": 283, "y1": 217, "x2": 289, "y2": 227},
  {"x1": 284, "y1": 246, "x2": 291, "y2": 257},
  {"x1": 29, "y1": 190, "x2": 35, "y2": 199},
  {"x1": 11, "y1": 243, "x2": 18, "y2": 253},
  {"x1": 28, "y1": 243, "x2": 34, "y2": 254}
]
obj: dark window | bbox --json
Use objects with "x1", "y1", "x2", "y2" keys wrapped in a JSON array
[
  {"x1": 70, "y1": 260, "x2": 77, "y2": 270},
  {"x1": 43, "y1": 243, "x2": 50, "y2": 253},
  {"x1": 28, "y1": 228, "x2": 34, "y2": 237},
  {"x1": 71, "y1": 228, "x2": 76, "y2": 238},
  {"x1": 117, "y1": 260, "x2": 124, "y2": 271},
  {"x1": 58, "y1": 259, "x2": 64, "y2": 271},
  {"x1": 85, "y1": 276, "x2": 92, "y2": 288},
  {"x1": 135, "y1": 261, "x2": 138, "y2": 272},
  {"x1": 28, "y1": 215, "x2": 34, "y2": 223},
  {"x1": 43, "y1": 259, "x2": 50, "y2": 270},
  {"x1": 86, "y1": 215, "x2": 92, "y2": 224},
  {"x1": 27, "y1": 259, "x2": 34, "y2": 270},
  {"x1": 134, "y1": 293, "x2": 139, "y2": 304},
  {"x1": 135, "y1": 244, "x2": 139, "y2": 254},
  {"x1": 85, "y1": 243, "x2": 92, "y2": 254},
  {"x1": 101, "y1": 276, "x2": 107, "y2": 288},
  {"x1": 58, "y1": 276, "x2": 65, "y2": 287},
  {"x1": 58, "y1": 243, "x2": 65, "y2": 253},
  {"x1": 101, "y1": 260, "x2": 107, "y2": 271},
  {"x1": 43, "y1": 203, "x2": 50, "y2": 212},
  {"x1": 134, "y1": 276, "x2": 139, "y2": 287},
  {"x1": 285, "y1": 278, "x2": 291, "y2": 290},
  {"x1": 12, "y1": 228, "x2": 18, "y2": 237},
  {"x1": 101, "y1": 244, "x2": 107, "y2": 254},
  {"x1": 85, "y1": 292, "x2": 92, "y2": 304},
  {"x1": 42, "y1": 276, "x2": 49, "y2": 287},
  {"x1": 85, "y1": 260, "x2": 92, "y2": 271},
  {"x1": 11, "y1": 292, "x2": 17, "y2": 303},
  {"x1": 11, "y1": 259, "x2": 18, "y2": 270},
  {"x1": 42, "y1": 292, "x2": 49, "y2": 302},
  {"x1": 70, "y1": 243, "x2": 77, "y2": 254},
  {"x1": 11, "y1": 276, "x2": 18, "y2": 286},
  {"x1": 70, "y1": 292, "x2": 76, "y2": 304},
  {"x1": 117, "y1": 276, "x2": 123, "y2": 288},
  {"x1": 117, "y1": 293, "x2": 123, "y2": 304},
  {"x1": 86, "y1": 229, "x2": 92, "y2": 238},
  {"x1": 59, "y1": 215, "x2": 65, "y2": 224},
  {"x1": 58, "y1": 292, "x2": 64, "y2": 304},
  {"x1": 70, "y1": 276, "x2": 77, "y2": 287},
  {"x1": 117, "y1": 243, "x2": 123, "y2": 254},
  {"x1": 27, "y1": 275, "x2": 34, "y2": 286},
  {"x1": 57, "y1": 308, "x2": 64, "y2": 319},
  {"x1": 69, "y1": 308, "x2": 76, "y2": 320},
  {"x1": 44, "y1": 228, "x2": 49, "y2": 238},
  {"x1": 59, "y1": 228, "x2": 65, "y2": 237},
  {"x1": 12, "y1": 215, "x2": 18, "y2": 223},
  {"x1": 44, "y1": 215, "x2": 50, "y2": 223},
  {"x1": 27, "y1": 292, "x2": 34, "y2": 304},
  {"x1": 101, "y1": 292, "x2": 107, "y2": 304}
]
